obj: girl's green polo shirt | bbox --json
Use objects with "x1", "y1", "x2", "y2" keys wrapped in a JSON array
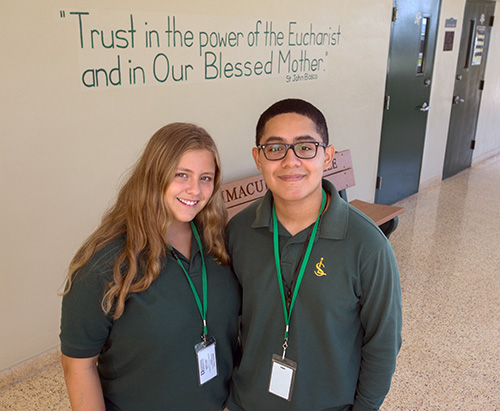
[{"x1": 60, "y1": 236, "x2": 241, "y2": 411}]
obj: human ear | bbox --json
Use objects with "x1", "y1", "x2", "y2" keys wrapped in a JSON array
[
  {"x1": 252, "y1": 147, "x2": 263, "y2": 172},
  {"x1": 323, "y1": 145, "x2": 335, "y2": 170}
]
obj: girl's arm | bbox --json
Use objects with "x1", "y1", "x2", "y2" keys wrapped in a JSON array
[{"x1": 61, "y1": 354, "x2": 105, "y2": 411}]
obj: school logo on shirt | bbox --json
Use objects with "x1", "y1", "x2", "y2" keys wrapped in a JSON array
[{"x1": 314, "y1": 257, "x2": 326, "y2": 277}]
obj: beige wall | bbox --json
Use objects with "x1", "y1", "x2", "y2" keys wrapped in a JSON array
[{"x1": 1, "y1": 0, "x2": 499, "y2": 371}]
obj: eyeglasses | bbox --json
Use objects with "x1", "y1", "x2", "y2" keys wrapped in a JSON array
[{"x1": 257, "y1": 142, "x2": 327, "y2": 161}]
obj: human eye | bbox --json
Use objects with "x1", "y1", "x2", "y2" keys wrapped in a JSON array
[
  {"x1": 201, "y1": 175, "x2": 213, "y2": 182},
  {"x1": 267, "y1": 144, "x2": 285, "y2": 153},
  {"x1": 296, "y1": 143, "x2": 314, "y2": 152},
  {"x1": 175, "y1": 172, "x2": 188, "y2": 178}
]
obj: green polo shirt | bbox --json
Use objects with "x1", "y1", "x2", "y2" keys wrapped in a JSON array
[
  {"x1": 60, "y1": 234, "x2": 241, "y2": 411},
  {"x1": 226, "y1": 180, "x2": 402, "y2": 411}
]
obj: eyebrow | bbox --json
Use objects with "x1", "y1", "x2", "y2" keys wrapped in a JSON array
[
  {"x1": 265, "y1": 135, "x2": 316, "y2": 144},
  {"x1": 261, "y1": 135, "x2": 319, "y2": 144},
  {"x1": 177, "y1": 167, "x2": 215, "y2": 176}
]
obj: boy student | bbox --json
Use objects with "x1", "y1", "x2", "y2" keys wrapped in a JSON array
[{"x1": 226, "y1": 99, "x2": 402, "y2": 410}]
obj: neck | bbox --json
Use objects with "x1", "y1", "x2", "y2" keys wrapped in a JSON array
[
  {"x1": 274, "y1": 189, "x2": 325, "y2": 236},
  {"x1": 167, "y1": 221, "x2": 192, "y2": 259}
]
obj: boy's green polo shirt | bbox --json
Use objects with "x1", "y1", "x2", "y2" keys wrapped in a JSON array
[
  {"x1": 60, "y1": 235, "x2": 241, "y2": 411},
  {"x1": 226, "y1": 180, "x2": 402, "y2": 411}
]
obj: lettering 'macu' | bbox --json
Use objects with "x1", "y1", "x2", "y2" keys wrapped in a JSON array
[{"x1": 221, "y1": 178, "x2": 268, "y2": 205}]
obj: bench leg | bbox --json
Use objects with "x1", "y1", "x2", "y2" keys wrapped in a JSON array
[{"x1": 379, "y1": 216, "x2": 399, "y2": 239}]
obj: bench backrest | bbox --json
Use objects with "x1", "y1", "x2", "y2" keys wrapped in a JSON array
[{"x1": 221, "y1": 149, "x2": 355, "y2": 219}]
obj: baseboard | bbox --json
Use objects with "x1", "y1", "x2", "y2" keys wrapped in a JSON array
[
  {"x1": 419, "y1": 176, "x2": 442, "y2": 192},
  {"x1": 472, "y1": 147, "x2": 500, "y2": 167}
]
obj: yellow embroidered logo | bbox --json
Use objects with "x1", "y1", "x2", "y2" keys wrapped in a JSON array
[
  {"x1": 213, "y1": 258, "x2": 222, "y2": 265},
  {"x1": 314, "y1": 257, "x2": 326, "y2": 277}
]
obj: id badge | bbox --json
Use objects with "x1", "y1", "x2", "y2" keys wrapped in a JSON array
[
  {"x1": 268, "y1": 354, "x2": 297, "y2": 401},
  {"x1": 194, "y1": 336, "x2": 218, "y2": 385}
]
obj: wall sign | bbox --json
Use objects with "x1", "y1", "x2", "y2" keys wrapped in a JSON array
[
  {"x1": 443, "y1": 31, "x2": 454, "y2": 51},
  {"x1": 445, "y1": 18, "x2": 457, "y2": 28},
  {"x1": 58, "y1": 9, "x2": 342, "y2": 89}
]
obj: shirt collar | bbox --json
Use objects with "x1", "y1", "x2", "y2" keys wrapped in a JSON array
[{"x1": 251, "y1": 179, "x2": 348, "y2": 240}]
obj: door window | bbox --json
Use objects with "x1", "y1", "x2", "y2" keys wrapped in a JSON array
[{"x1": 417, "y1": 17, "x2": 430, "y2": 74}]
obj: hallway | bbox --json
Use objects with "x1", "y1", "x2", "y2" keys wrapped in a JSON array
[
  {"x1": 383, "y1": 153, "x2": 500, "y2": 409},
  {"x1": 1, "y1": 154, "x2": 499, "y2": 410}
]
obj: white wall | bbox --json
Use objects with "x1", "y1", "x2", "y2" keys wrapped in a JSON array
[{"x1": 0, "y1": 0, "x2": 393, "y2": 371}]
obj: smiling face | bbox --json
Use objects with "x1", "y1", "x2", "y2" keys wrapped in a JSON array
[
  {"x1": 164, "y1": 149, "x2": 216, "y2": 226},
  {"x1": 252, "y1": 112, "x2": 334, "y2": 208}
]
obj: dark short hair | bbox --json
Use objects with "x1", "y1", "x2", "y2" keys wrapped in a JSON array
[{"x1": 255, "y1": 98, "x2": 329, "y2": 145}]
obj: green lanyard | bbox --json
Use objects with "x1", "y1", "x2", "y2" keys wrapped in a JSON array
[
  {"x1": 272, "y1": 189, "x2": 326, "y2": 358},
  {"x1": 170, "y1": 221, "x2": 208, "y2": 342}
]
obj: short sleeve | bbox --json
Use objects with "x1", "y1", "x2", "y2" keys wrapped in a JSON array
[{"x1": 60, "y1": 253, "x2": 115, "y2": 358}]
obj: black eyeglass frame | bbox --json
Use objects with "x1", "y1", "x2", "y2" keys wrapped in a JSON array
[{"x1": 257, "y1": 142, "x2": 327, "y2": 161}]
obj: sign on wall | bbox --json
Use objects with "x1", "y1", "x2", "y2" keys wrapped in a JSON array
[{"x1": 58, "y1": 9, "x2": 342, "y2": 89}]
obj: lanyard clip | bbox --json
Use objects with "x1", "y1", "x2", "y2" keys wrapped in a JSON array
[
  {"x1": 202, "y1": 320, "x2": 208, "y2": 344},
  {"x1": 281, "y1": 338, "x2": 288, "y2": 360}
]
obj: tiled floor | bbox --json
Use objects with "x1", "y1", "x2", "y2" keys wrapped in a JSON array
[
  {"x1": 381, "y1": 153, "x2": 500, "y2": 410},
  {"x1": 1, "y1": 154, "x2": 499, "y2": 410},
  {"x1": 0, "y1": 349, "x2": 69, "y2": 410}
]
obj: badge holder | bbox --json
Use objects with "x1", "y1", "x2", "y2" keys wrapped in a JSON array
[
  {"x1": 268, "y1": 354, "x2": 297, "y2": 401},
  {"x1": 194, "y1": 336, "x2": 218, "y2": 386}
]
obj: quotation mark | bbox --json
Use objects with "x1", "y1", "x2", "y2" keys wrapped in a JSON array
[{"x1": 60, "y1": 10, "x2": 66, "y2": 18}]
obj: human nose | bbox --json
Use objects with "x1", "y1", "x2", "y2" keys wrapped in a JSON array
[
  {"x1": 186, "y1": 178, "x2": 201, "y2": 194},
  {"x1": 281, "y1": 145, "x2": 301, "y2": 167}
]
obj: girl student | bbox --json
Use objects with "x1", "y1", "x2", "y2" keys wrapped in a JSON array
[{"x1": 60, "y1": 123, "x2": 240, "y2": 411}]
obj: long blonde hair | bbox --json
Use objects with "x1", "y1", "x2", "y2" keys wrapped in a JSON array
[{"x1": 63, "y1": 123, "x2": 229, "y2": 319}]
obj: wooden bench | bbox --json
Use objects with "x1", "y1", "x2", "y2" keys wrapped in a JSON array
[{"x1": 221, "y1": 149, "x2": 404, "y2": 238}]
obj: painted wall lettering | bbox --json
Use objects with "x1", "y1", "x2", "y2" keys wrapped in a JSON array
[{"x1": 58, "y1": 9, "x2": 341, "y2": 89}]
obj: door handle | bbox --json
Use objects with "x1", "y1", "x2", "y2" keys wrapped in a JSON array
[
  {"x1": 453, "y1": 95, "x2": 465, "y2": 104},
  {"x1": 419, "y1": 102, "x2": 430, "y2": 112}
]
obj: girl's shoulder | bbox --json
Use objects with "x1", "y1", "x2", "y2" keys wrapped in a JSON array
[{"x1": 77, "y1": 236, "x2": 126, "y2": 282}]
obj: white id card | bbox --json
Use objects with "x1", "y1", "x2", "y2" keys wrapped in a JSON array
[
  {"x1": 194, "y1": 337, "x2": 218, "y2": 385},
  {"x1": 268, "y1": 354, "x2": 297, "y2": 401}
]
